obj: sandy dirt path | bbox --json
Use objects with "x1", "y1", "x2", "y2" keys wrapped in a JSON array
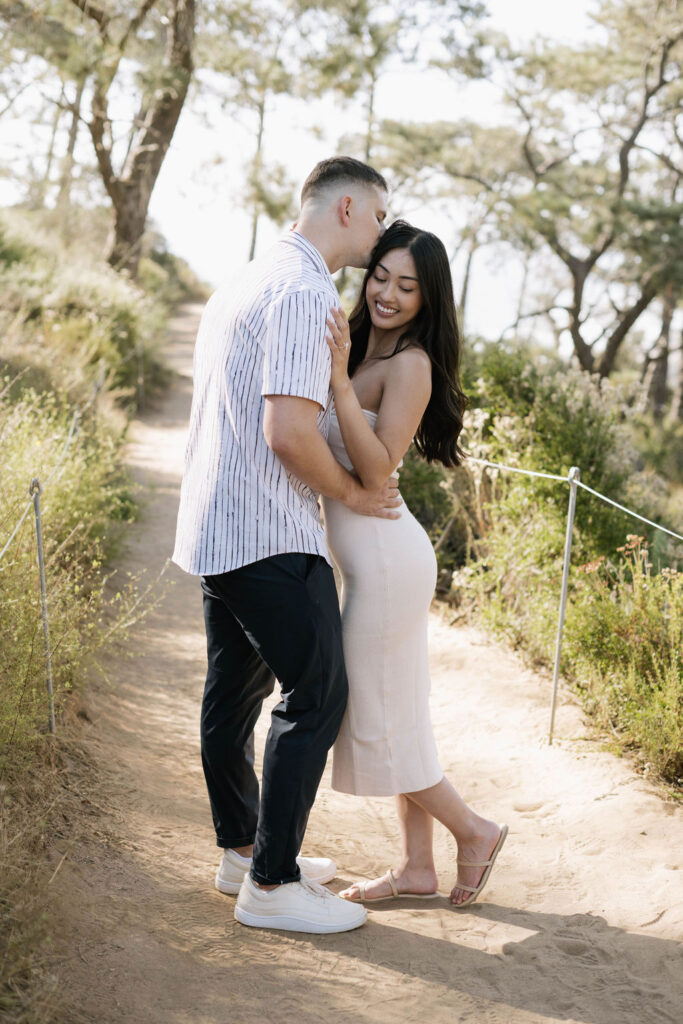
[{"x1": 49, "y1": 305, "x2": 682, "y2": 1024}]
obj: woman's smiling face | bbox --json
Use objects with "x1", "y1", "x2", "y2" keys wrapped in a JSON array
[{"x1": 365, "y1": 247, "x2": 423, "y2": 334}]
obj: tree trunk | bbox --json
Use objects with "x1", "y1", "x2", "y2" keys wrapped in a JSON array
[
  {"x1": 640, "y1": 286, "x2": 675, "y2": 420},
  {"x1": 57, "y1": 76, "x2": 85, "y2": 229},
  {"x1": 364, "y1": 74, "x2": 376, "y2": 162},
  {"x1": 33, "y1": 86, "x2": 64, "y2": 208},
  {"x1": 248, "y1": 96, "x2": 267, "y2": 262},
  {"x1": 598, "y1": 282, "x2": 658, "y2": 377},
  {"x1": 459, "y1": 238, "x2": 477, "y2": 332},
  {"x1": 667, "y1": 331, "x2": 683, "y2": 424},
  {"x1": 105, "y1": 184, "x2": 153, "y2": 275},
  {"x1": 567, "y1": 264, "x2": 595, "y2": 371},
  {"x1": 99, "y1": 0, "x2": 195, "y2": 276}
]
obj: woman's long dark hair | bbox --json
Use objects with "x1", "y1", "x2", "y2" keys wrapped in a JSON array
[{"x1": 347, "y1": 220, "x2": 467, "y2": 467}]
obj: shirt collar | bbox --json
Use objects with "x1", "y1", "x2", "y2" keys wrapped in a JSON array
[{"x1": 282, "y1": 229, "x2": 335, "y2": 287}]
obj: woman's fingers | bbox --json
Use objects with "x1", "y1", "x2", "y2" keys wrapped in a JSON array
[
  {"x1": 326, "y1": 328, "x2": 344, "y2": 357},
  {"x1": 327, "y1": 308, "x2": 351, "y2": 355},
  {"x1": 326, "y1": 317, "x2": 345, "y2": 348}
]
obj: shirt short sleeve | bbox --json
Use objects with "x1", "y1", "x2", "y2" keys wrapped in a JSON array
[{"x1": 261, "y1": 290, "x2": 332, "y2": 407}]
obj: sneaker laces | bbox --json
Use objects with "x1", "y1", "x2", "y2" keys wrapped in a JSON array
[{"x1": 298, "y1": 875, "x2": 331, "y2": 898}]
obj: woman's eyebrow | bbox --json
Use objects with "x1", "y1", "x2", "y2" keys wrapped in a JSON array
[{"x1": 376, "y1": 260, "x2": 418, "y2": 281}]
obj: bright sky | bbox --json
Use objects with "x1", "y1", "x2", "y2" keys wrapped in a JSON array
[{"x1": 148, "y1": 0, "x2": 597, "y2": 338}]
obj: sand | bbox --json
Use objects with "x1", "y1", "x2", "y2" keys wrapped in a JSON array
[{"x1": 47, "y1": 304, "x2": 683, "y2": 1024}]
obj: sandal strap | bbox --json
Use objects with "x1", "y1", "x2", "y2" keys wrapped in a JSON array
[
  {"x1": 386, "y1": 869, "x2": 399, "y2": 897},
  {"x1": 457, "y1": 858, "x2": 491, "y2": 867},
  {"x1": 357, "y1": 882, "x2": 366, "y2": 900},
  {"x1": 454, "y1": 881, "x2": 478, "y2": 893}
]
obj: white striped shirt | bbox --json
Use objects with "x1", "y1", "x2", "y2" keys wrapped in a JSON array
[{"x1": 173, "y1": 231, "x2": 339, "y2": 575}]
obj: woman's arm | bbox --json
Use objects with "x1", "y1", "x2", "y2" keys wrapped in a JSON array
[{"x1": 326, "y1": 308, "x2": 432, "y2": 490}]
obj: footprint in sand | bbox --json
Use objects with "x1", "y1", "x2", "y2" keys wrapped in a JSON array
[
  {"x1": 554, "y1": 937, "x2": 604, "y2": 961},
  {"x1": 513, "y1": 801, "x2": 559, "y2": 818}
]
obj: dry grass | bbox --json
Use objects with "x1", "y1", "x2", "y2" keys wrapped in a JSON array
[{"x1": 0, "y1": 731, "x2": 101, "y2": 1023}]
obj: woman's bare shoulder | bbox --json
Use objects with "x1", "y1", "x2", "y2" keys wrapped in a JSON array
[
  {"x1": 388, "y1": 345, "x2": 432, "y2": 381},
  {"x1": 377, "y1": 346, "x2": 432, "y2": 416}
]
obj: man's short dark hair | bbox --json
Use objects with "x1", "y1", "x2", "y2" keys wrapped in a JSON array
[{"x1": 301, "y1": 156, "x2": 388, "y2": 204}]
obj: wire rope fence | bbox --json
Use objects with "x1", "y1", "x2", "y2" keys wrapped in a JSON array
[
  {"x1": 1, "y1": 408, "x2": 82, "y2": 733},
  {"x1": 466, "y1": 456, "x2": 683, "y2": 743},
  {"x1": 0, "y1": 369, "x2": 112, "y2": 737}
]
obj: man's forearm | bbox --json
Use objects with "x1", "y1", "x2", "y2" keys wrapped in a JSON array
[
  {"x1": 271, "y1": 425, "x2": 360, "y2": 503},
  {"x1": 263, "y1": 395, "x2": 400, "y2": 518}
]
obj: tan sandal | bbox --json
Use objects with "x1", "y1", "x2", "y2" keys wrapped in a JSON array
[
  {"x1": 452, "y1": 824, "x2": 509, "y2": 908},
  {"x1": 343, "y1": 868, "x2": 440, "y2": 903}
]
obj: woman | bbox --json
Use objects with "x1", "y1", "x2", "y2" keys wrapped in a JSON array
[{"x1": 322, "y1": 221, "x2": 508, "y2": 906}]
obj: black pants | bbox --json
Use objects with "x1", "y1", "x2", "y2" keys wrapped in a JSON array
[{"x1": 200, "y1": 553, "x2": 348, "y2": 886}]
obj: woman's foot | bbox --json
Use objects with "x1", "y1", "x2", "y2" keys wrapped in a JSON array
[
  {"x1": 451, "y1": 821, "x2": 507, "y2": 906},
  {"x1": 340, "y1": 864, "x2": 438, "y2": 902}
]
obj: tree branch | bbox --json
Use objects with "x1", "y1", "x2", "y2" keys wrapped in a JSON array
[
  {"x1": 633, "y1": 142, "x2": 683, "y2": 179},
  {"x1": 121, "y1": 0, "x2": 194, "y2": 191},
  {"x1": 497, "y1": 302, "x2": 570, "y2": 341},
  {"x1": 0, "y1": 79, "x2": 33, "y2": 119},
  {"x1": 598, "y1": 280, "x2": 659, "y2": 376},
  {"x1": 69, "y1": 0, "x2": 110, "y2": 36},
  {"x1": 443, "y1": 169, "x2": 495, "y2": 191},
  {"x1": 87, "y1": 80, "x2": 120, "y2": 206},
  {"x1": 511, "y1": 94, "x2": 540, "y2": 179},
  {"x1": 617, "y1": 30, "x2": 682, "y2": 197},
  {"x1": 120, "y1": 0, "x2": 160, "y2": 52}
]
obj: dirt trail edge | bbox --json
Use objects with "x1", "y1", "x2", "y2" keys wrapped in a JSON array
[{"x1": 49, "y1": 305, "x2": 682, "y2": 1024}]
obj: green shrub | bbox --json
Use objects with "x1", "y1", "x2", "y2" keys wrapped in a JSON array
[
  {"x1": 632, "y1": 418, "x2": 683, "y2": 486},
  {"x1": 0, "y1": 210, "x2": 171, "y2": 410},
  {"x1": 564, "y1": 537, "x2": 683, "y2": 782},
  {"x1": 442, "y1": 342, "x2": 682, "y2": 784},
  {"x1": 138, "y1": 243, "x2": 210, "y2": 306}
]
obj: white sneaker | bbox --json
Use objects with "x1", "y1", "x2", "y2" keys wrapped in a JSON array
[
  {"x1": 235, "y1": 873, "x2": 367, "y2": 934},
  {"x1": 215, "y1": 849, "x2": 337, "y2": 895}
]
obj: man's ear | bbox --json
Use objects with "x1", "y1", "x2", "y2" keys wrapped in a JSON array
[{"x1": 337, "y1": 194, "x2": 353, "y2": 226}]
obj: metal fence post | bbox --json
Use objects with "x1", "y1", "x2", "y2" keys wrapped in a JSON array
[
  {"x1": 136, "y1": 339, "x2": 145, "y2": 409},
  {"x1": 548, "y1": 466, "x2": 580, "y2": 745},
  {"x1": 91, "y1": 361, "x2": 106, "y2": 425},
  {"x1": 29, "y1": 478, "x2": 56, "y2": 735}
]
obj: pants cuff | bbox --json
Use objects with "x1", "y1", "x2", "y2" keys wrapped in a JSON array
[
  {"x1": 216, "y1": 833, "x2": 256, "y2": 849},
  {"x1": 250, "y1": 866, "x2": 301, "y2": 886}
]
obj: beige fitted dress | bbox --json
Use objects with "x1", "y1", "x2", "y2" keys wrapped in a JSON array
[{"x1": 322, "y1": 408, "x2": 444, "y2": 797}]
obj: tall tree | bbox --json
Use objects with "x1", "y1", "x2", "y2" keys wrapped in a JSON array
[
  {"x1": 198, "y1": 0, "x2": 301, "y2": 260},
  {"x1": 309, "y1": 0, "x2": 486, "y2": 162},
  {"x1": 1, "y1": 0, "x2": 196, "y2": 276},
  {"x1": 372, "y1": 0, "x2": 683, "y2": 375},
  {"x1": 487, "y1": 0, "x2": 682, "y2": 375}
]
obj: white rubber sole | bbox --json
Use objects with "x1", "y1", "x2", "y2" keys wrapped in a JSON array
[
  {"x1": 215, "y1": 873, "x2": 243, "y2": 895},
  {"x1": 234, "y1": 905, "x2": 367, "y2": 933},
  {"x1": 216, "y1": 865, "x2": 337, "y2": 896}
]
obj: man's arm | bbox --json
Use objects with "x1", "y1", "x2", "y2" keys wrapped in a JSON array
[{"x1": 263, "y1": 395, "x2": 401, "y2": 518}]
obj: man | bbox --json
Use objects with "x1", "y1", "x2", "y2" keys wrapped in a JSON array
[{"x1": 173, "y1": 156, "x2": 400, "y2": 934}]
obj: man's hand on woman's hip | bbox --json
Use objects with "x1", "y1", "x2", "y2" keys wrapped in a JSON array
[{"x1": 345, "y1": 475, "x2": 402, "y2": 519}]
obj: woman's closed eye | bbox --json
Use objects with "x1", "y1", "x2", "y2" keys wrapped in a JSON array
[{"x1": 373, "y1": 273, "x2": 414, "y2": 294}]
